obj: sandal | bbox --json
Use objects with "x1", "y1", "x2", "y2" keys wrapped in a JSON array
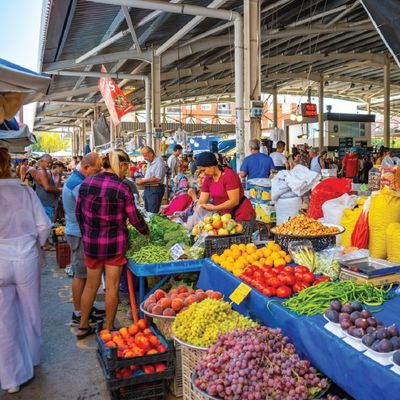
[{"x1": 76, "y1": 326, "x2": 95, "y2": 340}]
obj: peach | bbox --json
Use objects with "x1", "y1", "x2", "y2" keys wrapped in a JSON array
[
  {"x1": 196, "y1": 292, "x2": 208, "y2": 302},
  {"x1": 169, "y1": 289, "x2": 178, "y2": 295},
  {"x1": 146, "y1": 302, "x2": 156, "y2": 312},
  {"x1": 119, "y1": 327, "x2": 129, "y2": 337},
  {"x1": 142, "y1": 328, "x2": 153, "y2": 337},
  {"x1": 209, "y1": 291, "x2": 223, "y2": 300},
  {"x1": 163, "y1": 308, "x2": 176, "y2": 317},
  {"x1": 105, "y1": 341, "x2": 117, "y2": 348},
  {"x1": 177, "y1": 286, "x2": 188, "y2": 294},
  {"x1": 151, "y1": 305, "x2": 164, "y2": 315},
  {"x1": 184, "y1": 295, "x2": 197, "y2": 306},
  {"x1": 137, "y1": 319, "x2": 147, "y2": 330},
  {"x1": 154, "y1": 289, "x2": 166, "y2": 300},
  {"x1": 171, "y1": 298, "x2": 183, "y2": 311},
  {"x1": 178, "y1": 292, "x2": 189, "y2": 299},
  {"x1": 160, "y1": 297, "x2": 172, "y2": 308}
]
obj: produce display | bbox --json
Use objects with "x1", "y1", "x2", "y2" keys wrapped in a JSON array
[
  {"x1": 274, "y1": 215, "x2": 340, "y2": 236},
  {"x1": 172, "y1": 298, "x2": 257, "y2": 347},
  {"x1": 283, "y1": 281, "x2": 392, "y2": 315},
  {"x1": 98, "y1": 319, "x2": 167, "y2": 359},
  {"x1": 394, "y1": 351, "x2": 400, "y2": 365},
  {"x1": 289, "y1": 242, "x2": 341, "y2": 280},
  {"x1": 115, "y1": 362, "x2": 167, "y2": 379},
  {"x1": 240, "y1": 264, "x2": 329, "y2": 298},
  {"x1": 194, "y1": 326, "x2": 329, "y2": 400},
  {"x1": 211, "y1": 241, "x2": 292, "y2": 276},
  {"x1": 191, "y1": 213, "x2": 243, "y2": 236},
  {"x1": 362, "y1": 323, "x2": 400, "y2": 353},
  {"x1": 129, "y1": 244, "x2": 171, "y2": 264},
  {"x1": 149, "y1": 214, "x2": 189, "y2": 248},
  {"x1": 142, "y1": 286, "x2": 222, "y2": 317}
]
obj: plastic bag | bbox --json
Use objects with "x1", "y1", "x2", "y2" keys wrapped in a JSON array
[
  {"x1": 351, "y1": 197, "x2": 370, "y2": 249},
  {"x1": 288, "y1": 240, "x2": 315, "y2": 271},
  {"x1": 322, "y1": 193, "x2": 358, "y2": 225},
  {"x1": 369, "y1": 187, "x2": 400, "y2": 258},
  {"x1": 308, "y1": 178, "x2": 352, "y2": 220},
  {"x1": 315, "y1": 247, "x2": 341, "y2": 280},
  {"x1": 275, "y1": 196, "x2": 302, "y2": 225}
]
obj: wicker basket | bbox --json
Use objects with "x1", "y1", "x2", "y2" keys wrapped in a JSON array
[
  {"x1": 154, "y1": 318, "x2": 174, "y2": 341},
  {"x1": 174, "y1": 337, "x2": 208, "y2": 400}
]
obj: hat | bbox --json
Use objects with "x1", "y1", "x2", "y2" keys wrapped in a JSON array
[{"x1": 195, "y1": 152, "x2": 218, "y2": 167}]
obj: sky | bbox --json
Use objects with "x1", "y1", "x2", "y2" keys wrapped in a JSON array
[{"x1": 0, "y1": 0, "x2": 43, "y2": 130}]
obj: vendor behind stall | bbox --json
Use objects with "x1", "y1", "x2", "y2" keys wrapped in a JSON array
[
  {"x1": 341, "y1": 147, "x2": 360, "y2": 182},
  {"x1": 196, "y1": 151, "x2": 255, "y2": 221}
]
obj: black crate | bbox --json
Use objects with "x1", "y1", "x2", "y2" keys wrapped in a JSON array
[
  {"x1": 97, "y1": 350, "x2": 174, "y2": 391},
  {"x1": 96, "y1": 324, "x2": 172, "y2": 371},
  {"x1": 110, "y1": 380, "x2": 167, "y2": 400},
  {"x1": 204, "y1": 233, "x2": 251, "y2": 257}
]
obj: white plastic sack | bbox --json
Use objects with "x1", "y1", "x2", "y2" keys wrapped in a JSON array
[
  {"x1": 322, "y1": 193, "x2": 358, "y2": 225},
  {"x1": 275, "y1": 196, "x2": 302, "y2": 225},
  {"x1": 271, "y1": 171, "x2": 291, "y2": 202}
]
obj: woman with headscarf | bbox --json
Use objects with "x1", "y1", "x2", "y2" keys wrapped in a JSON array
[
  {"x1": 196, "y1": 151, "x2": 255, "y2": 221},
  {"x1": 0, "y1": 148, "x2": 52, "y2": 394},
  {"x1": 75, "y1": 149, "x2": 149, "y2": 339}
]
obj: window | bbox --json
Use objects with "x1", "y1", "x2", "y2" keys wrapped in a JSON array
[
  {"x1": 201, "y1": 103, "x2": 211, "y2": 111},
  {"x1": 217, "y1": 103, "x2": 232, "y2": 115},
  {"x1": 166, "y1": 107, "x2": 180, "y2": 114}
]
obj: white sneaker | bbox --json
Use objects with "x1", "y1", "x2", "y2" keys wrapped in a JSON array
[{"x1": 7, "y1": 386, "x2": 20, "y2": 394}]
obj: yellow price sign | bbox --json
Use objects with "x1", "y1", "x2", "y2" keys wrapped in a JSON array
[{"x1": 229, "y1": 283, "x2": 252, "y2": 305}]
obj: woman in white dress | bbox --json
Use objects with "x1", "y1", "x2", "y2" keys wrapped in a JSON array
[{"x1": 0, "y1": 148, "x2": 52, "y2": 394}]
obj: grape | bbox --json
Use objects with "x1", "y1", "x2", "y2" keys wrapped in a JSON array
[{"x1": 195, "y1": 326, "x2": 329, "y2": 400}]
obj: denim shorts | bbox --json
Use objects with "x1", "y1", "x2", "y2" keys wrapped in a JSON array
[{"x1": 66, "y1": 235, "x2": 86, "y2": 279}]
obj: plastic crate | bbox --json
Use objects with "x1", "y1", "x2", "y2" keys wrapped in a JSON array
[
  {"x1": 128, "y1": 258, "x2": 204, "y2": 277},
  {"x1": 96, "y1": 325, "x2": 171, "y2": 371},
  {"x1": 110, "y1": 379, "x2": 167, "y2": 400},
  {"x1": 55, "y1": 241, "x2": 71, "y2": 269},
  {"x1": 204, "y1": 234, "x2": 251, "y2": 258},
  {"x1": 97, "y1": 349, "x2": 174, "y2": 391}
]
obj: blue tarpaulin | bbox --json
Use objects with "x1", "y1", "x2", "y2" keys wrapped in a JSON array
[{"x1": 198, "y1": 260, "x2": 400, "y2": 400}]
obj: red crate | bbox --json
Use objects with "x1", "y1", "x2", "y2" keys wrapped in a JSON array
[{"x1": 56, "y1": 241, "x2": 71, "y2": 269}]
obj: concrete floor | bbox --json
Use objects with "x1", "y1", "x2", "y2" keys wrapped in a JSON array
[{"x1": 0, "y1": 253, "x2": 181, "y2": 400}]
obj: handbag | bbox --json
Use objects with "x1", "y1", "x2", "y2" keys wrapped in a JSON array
[{"x1": 22, "y1": 184, "x2": 47, "y2": 268}]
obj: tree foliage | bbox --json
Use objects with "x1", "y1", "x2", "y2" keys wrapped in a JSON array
[{"x1": 32, "y1": 132, "x2": 70, "y2": 153}]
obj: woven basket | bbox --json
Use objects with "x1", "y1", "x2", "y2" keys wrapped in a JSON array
[
  {"x1": 154, "y1": 318, "x2": 174, "y2": 341},
  {"x1": 174, "y1": 338, "x2": 208, "y2": 400}
]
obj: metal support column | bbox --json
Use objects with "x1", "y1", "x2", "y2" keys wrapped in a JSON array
[
  {"x1": 384, "y1": 60, "x2": 390, "y2": 147},
  {"x1": 243, "y1": 0, "x2": 261, "y2": 156},
  {"x1": 110, "y1": 119, "x2": 116, "y2": 148},
  {"x1": 91, "y1": 106, "x2": 98, "y2": 150},
  {"x1": 273, "y1": 86, "x2": 278, "y2": 128},
  {"x1": 318, "y1": 76, "x2": 324, "y2": 150},
  {"x1": 81, "y1": 122, "x2": 86, "y2": 155},
  {"x1": 152, "y1": 53, "x2": 161, "y2": 152}
]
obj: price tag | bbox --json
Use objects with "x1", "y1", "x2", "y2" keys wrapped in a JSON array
[
  {"x1": 229, "y1": 283, "x2": 251, "y2": 305},
  {"x1": 169, "y1": 243, "x2": 185, "y2": 260}
]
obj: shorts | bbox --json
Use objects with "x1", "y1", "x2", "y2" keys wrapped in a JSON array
[
  {"x1": 44, "y1": 206, "x2": 55, "y2": 222},
  {"x1": 66, "y1": 235, "x2": 86, "y2": 279},
  {"x1": 84, "y1": 254, "x2": 127, "y2": 270}
]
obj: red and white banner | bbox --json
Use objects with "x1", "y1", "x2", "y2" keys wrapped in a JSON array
[{"x1": 98, "y1": 65, "x2": 134, "y2": 126}]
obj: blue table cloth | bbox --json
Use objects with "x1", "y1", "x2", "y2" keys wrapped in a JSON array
[{"x1": 197, "y1": 260, "x2": 400, "y2": 400}]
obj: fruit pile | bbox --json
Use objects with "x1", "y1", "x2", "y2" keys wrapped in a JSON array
[
  {"x1": 99, "y1": 319, "x2": 167, "y2": 359},
  {"x1": 115, "y1": 363, "x2": 167, "y2": 379},
  {"x1": 142, "y1": 286, "x2": 222, "y2": 317},
  {"x1": 195, "y1": 326, "x2": 329, "y2": 400},
  {"x1": 241, "y1": 265, "x2": 328, "y2": 298},
  {"x1": 191, "y1": 213, "x2": 243, "y2": 237},
  {"x1": 172, "y1": 299, "x2": 257, "y2": 347},
  {"x1": 211, "y1": 241, "x2": 292, "y2": 277},
  {"x1": 361, "y1": 323, "x2": 400, "y2": 353},
  {"x1": 394, "y1": 351, "x2": 400, "y2": 365}
]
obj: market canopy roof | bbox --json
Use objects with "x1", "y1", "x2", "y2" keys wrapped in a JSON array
[{"x1": 35, "y1": 0, "x2": 400, "y2": 131}]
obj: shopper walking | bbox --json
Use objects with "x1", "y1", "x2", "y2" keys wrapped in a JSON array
[
  {"x1": 62, "y1": 153, "x2": 103, "y2": 327},
  {"x1": 341, "y1": 147, "x2": 360, "y2": 183},
  {"x1": 270, "y1": 141, "x2": 289, "y2": 170},
  {"x1": 75, "y1": 149, "x2": 149, "y2": 338},
  {"x1": 137, "y1": 146, "x2": 166, "y2": 213},
  {"x1": 240, "y1": 139, "x2": 275, "y2": 180},
  {"x1": 0, "y1": 147, "x2": 52, "y2": 394},
  {"x1": 310, "y1": 150, "x2": 327, "y2": 174}
]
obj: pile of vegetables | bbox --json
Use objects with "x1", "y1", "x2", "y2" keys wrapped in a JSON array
[
  {"x1": 148, "y1": 214, "x2": 189, "y2": 248},
  {"x1": 129, "y1": 244, "x2": 171, "y2": 264},
  {"x1": 283, "y1": 280, "x2": 392, "y2": 315}
]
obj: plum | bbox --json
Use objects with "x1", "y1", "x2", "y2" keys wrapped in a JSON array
[
  {"x1": 378, "y1": 338, "x2": 394, "y2": 353},
  {"x1": 360, "y1": 310, "x2": 372, "y2": 319},
  {"x1": 355, "y1": 318, "x2": 368, "y2": 330},
  {"x1": 362, "y1": 334, "x2": 376, "y2": 347},
  {"x1": 351, "y1": 301, "x2": 363, "y2": 311},
  {"x1": 390, "y1": 337, "x2": 400, "y2": 350},
  {"x1": 367, "y1": 317, "x2": 378, "y2": 328},
  {"x1": 387, "y1": 324, "x2": 399, "y2": 338},
  {"x1": 371, "y1": 340, "x2": 381, "y2": 352},
  {"x1": 352, "y1": 328, "x2": 365, "y2": 338},
  {"x1": 376, "y1": 328, "x2": 388, "y2": 340},
  {"x1": 347, "y1": 326, "x2": 357, "y2": 336},
  {"x1": 339, "y1": 312, "x2": 351, "y2": 323},
  {"x1": 350, "y1": 311, "x2": 362, "y2": 322},
  {"x1": 325, "y1": 310, "x2": 339, "y2": 323},
  {"x1": 330, "y1": 300, "x2": 342, "y2": 311},
  {"x1": 341, "y1": 304, "x2": 353, "y2": 314},
  {"x1": 393, "y1": 351, "x2": 400, "y2": 365},
  {"x1": 340, "y1": 319, "x2": 352, "y2": 330}
]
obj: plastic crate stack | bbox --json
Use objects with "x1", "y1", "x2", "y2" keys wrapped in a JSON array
[{"x1": 96, "y1": 326, "x2": 174, "y2": 400}]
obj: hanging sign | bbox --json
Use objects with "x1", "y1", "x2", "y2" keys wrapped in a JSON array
[
  {"x1": 301, "y1": 103, "x2": 318, "y2": 118},
  {"x1": 98, "y1": 65, "x2": 134, "y2": 126}
]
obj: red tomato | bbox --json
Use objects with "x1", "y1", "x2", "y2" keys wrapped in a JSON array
[
  {"x1": 301, "y1": 272, "x2": 316, "y2": 284},
  {"x1": 262, "y1": 286, "x2": 276, "y2": 297},
  {"x1": 267, "y1": 277, "x2": 281, "y2": 288},
  {"x1": 313, "y1": 276, "x2": 330, "y2": 285},
  {"x1": 280, "y1": 274, "x2": 295, "y2": 286},
  {"x1": 276, "y1": 285, "x2": 292, "y2": 298},
  {"x1": 283, "y1": 266, "x2": 295, "y2": 274},
  {"x1": 296, "y1": 266, "x2": 310, "y2": 273},
  {"x1": 293, "y1": 281, "x2": 309, "y2": 293},
  {"x1": 253, "y1": 271, "x2": 263, "y2": 281},
  {"x1": 274, "y1": 265, "x2": 285, "y2": 272}
]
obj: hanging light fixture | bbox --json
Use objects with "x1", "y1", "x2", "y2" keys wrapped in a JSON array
[
  {"x1": 201, "y1": 134, "x2": 206, "y2": 140},
  {"x1": 296, "y1": 115, "x2": 303, "y2": 122},
  {"x1": 194, "y1": 142, "x2": 200, "y2": 148},
  {"x1": 290, "y1": 113, "x2": 297, "y2": 121}
]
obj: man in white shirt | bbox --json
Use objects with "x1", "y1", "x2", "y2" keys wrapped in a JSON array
[
  {"x1": 167, "y1": 144, "x2": 183, "y2": 179},
  {"x1": 270, "y1": 141, "x2": 289, "y2": 170}
]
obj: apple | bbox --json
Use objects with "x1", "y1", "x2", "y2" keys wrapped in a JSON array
[
  {"x1": 204, "y1": 216, "x2": 212, "y2": 224},
  {"x1": 221, "y1": 213, "x2": 232, "y2": 223},
  {"x1": 212, "y1": 213, "x2": 221, "y2": 221},
  {"x1": 212, "y1": 220, "x2": 223, "y2": 229},
  {"x1": 218, "y1": 228, "x2": 229, "y2": 235},
  {"x1": 235, "y1": 224, "x2": 243, "y2": 234},
  {"x1": 204, "y1": 223, "x2": 213, "y2": 231}
]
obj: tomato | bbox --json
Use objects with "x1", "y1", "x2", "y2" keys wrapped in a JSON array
[
  {"x1": 293, "y1": 281, "x2": 309, "y2": 293},
  {"x1": 313, "y1": 276, "x2": 330, "y2": 285},
  {"x1": 274, "y1": 265, "x2": 285, "y2": 272},
  {"x1": 280, "y1": 274, "x2": 295, "y2": 286},
  {"x1": 294, "y1": 272, "x2": 304, "y2": 282},
  {"x1": 283, "y1": 266, "x2": 295, "y2": 274},
  {"x1": 301, "y1": 272, "x2": 316, "y2": 284},
  {"x1": 262, "y1": 286, "x2": 276, "y2": 297},
  {"x1": 253, "y1": 271, "x2": 263, "y2": 281},
  {"x1": 266, "y1": 277, "x2": 281, "y2": 288},
  {"x1": 276, "y1": 285, "x2": 292, "y2": 298},
  {"x1": 296, "y1": 266, "x2": 310, "y2": 273}
]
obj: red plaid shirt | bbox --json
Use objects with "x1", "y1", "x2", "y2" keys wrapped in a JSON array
[{"x1": 76, "y1": 172, "x2": 148, "y2": 259}]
